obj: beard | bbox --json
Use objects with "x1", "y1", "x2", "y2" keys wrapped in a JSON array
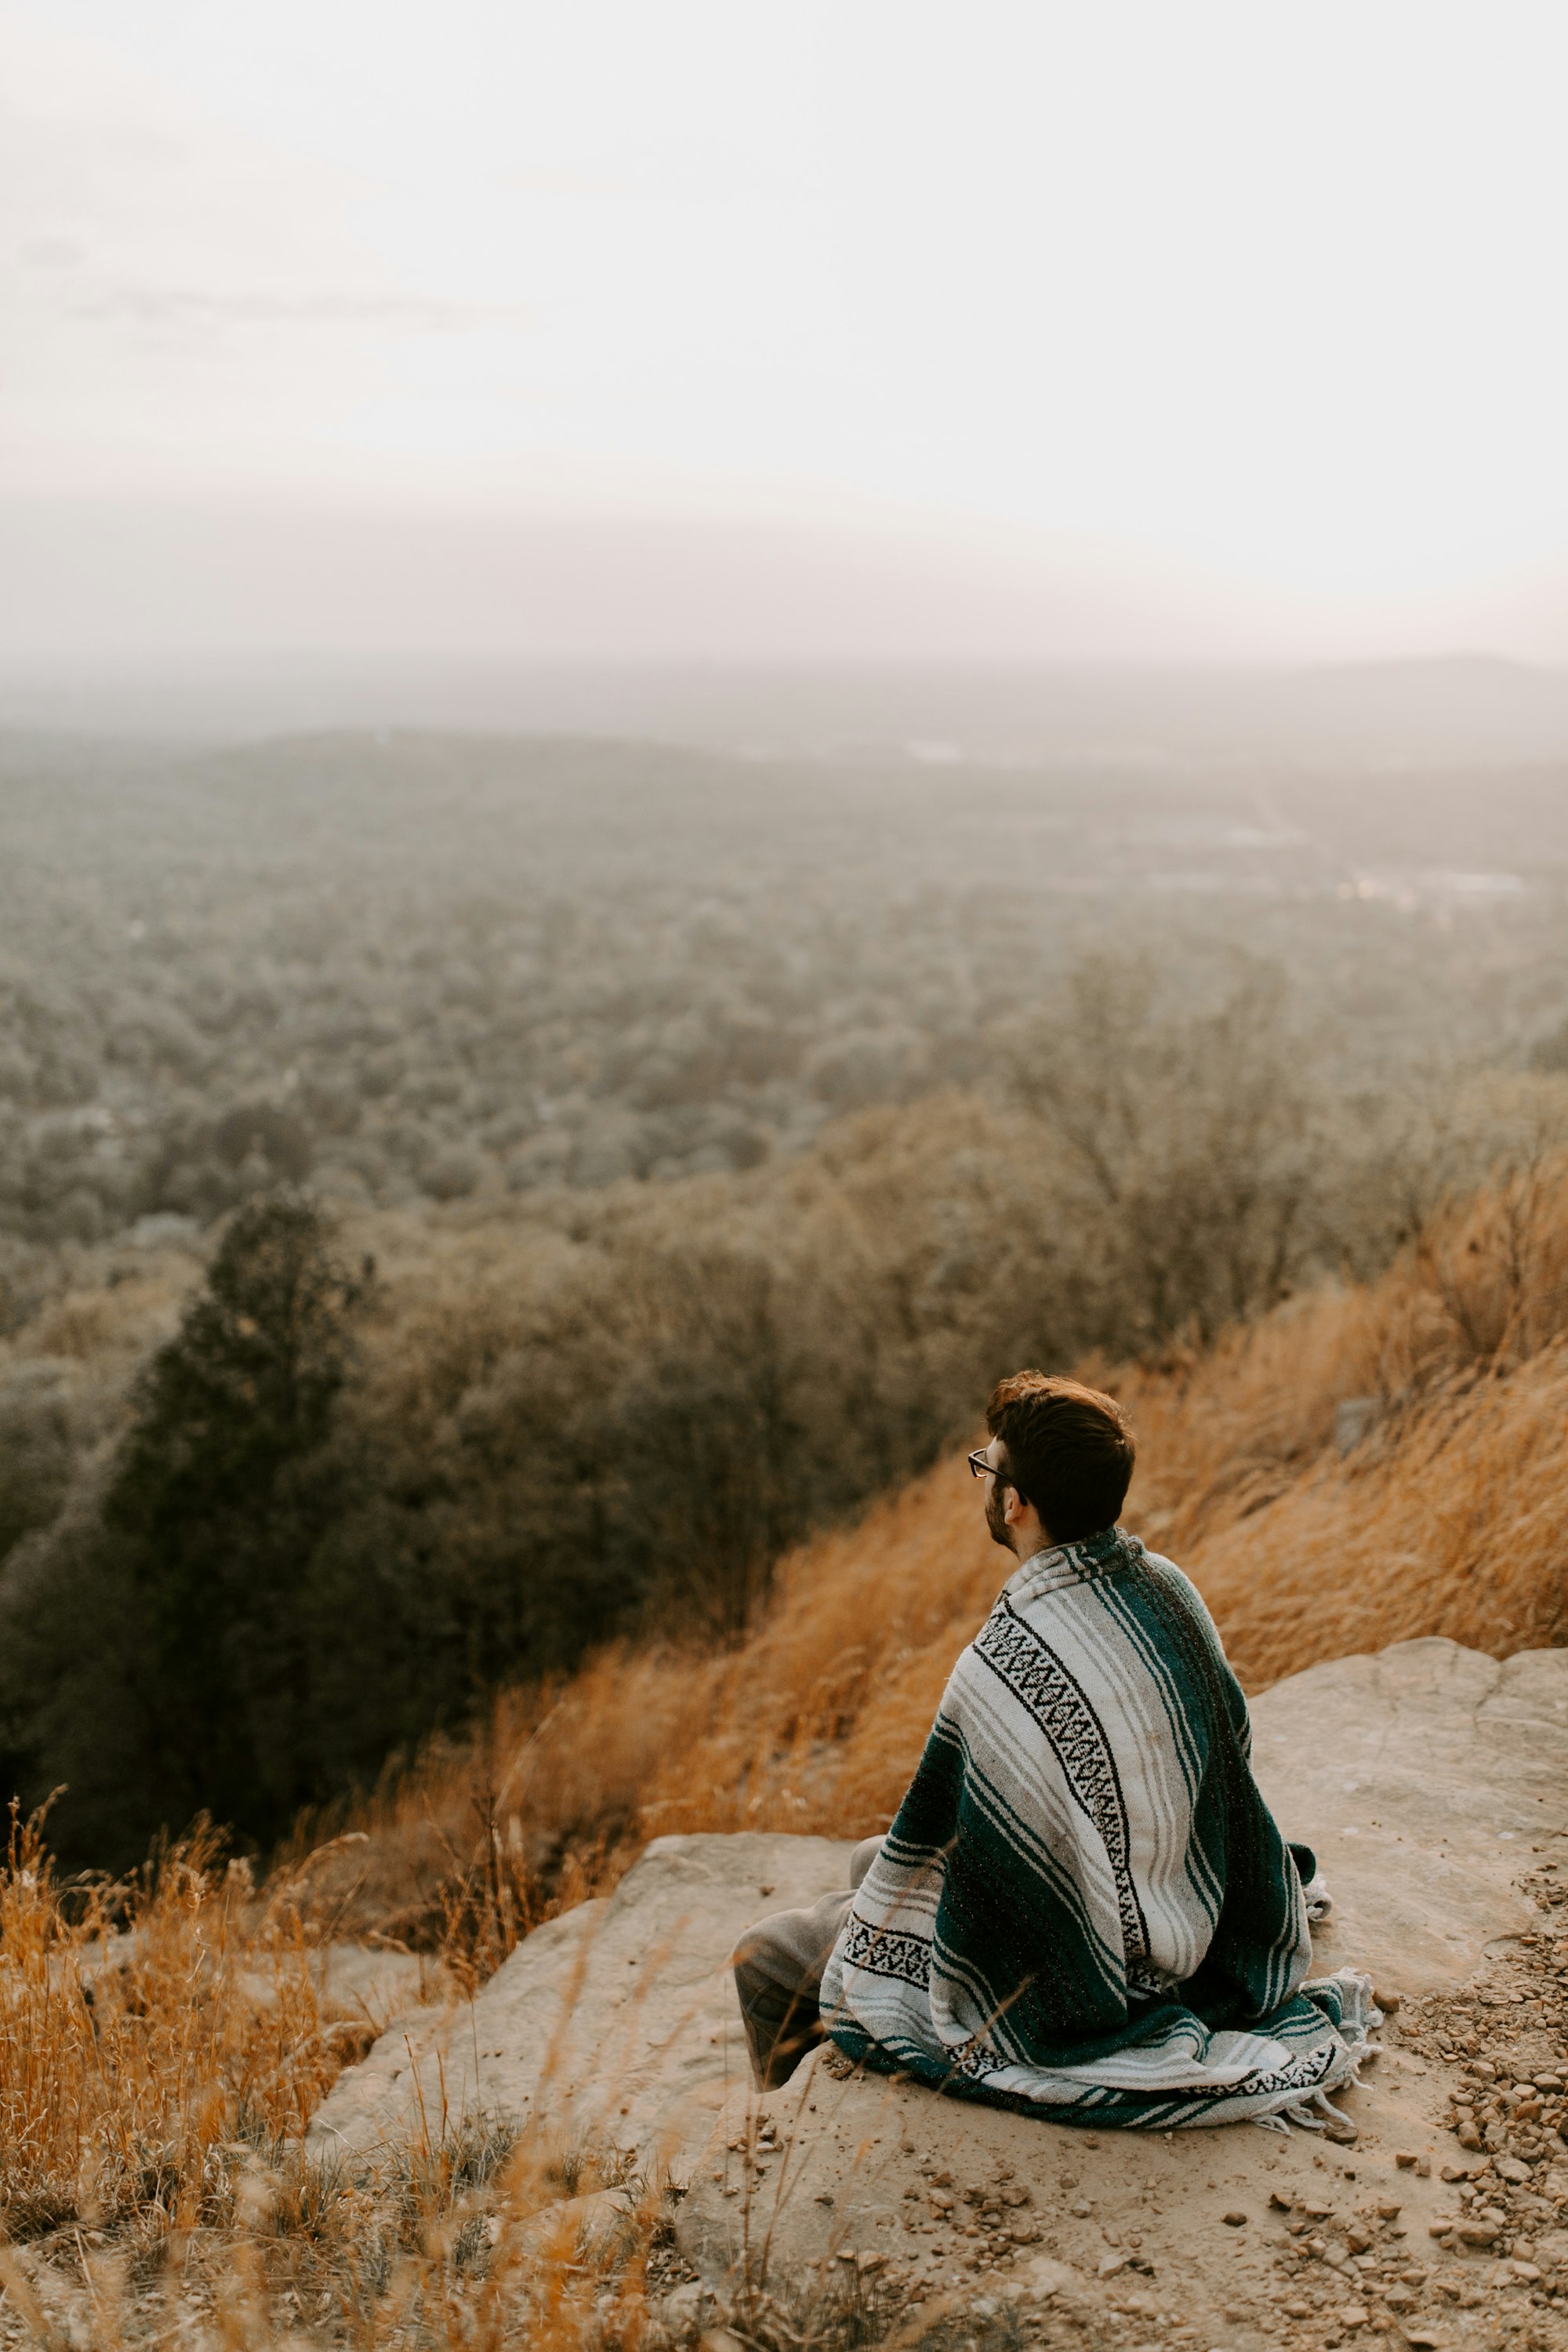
[{"x1": 985, "y1": 1474, "x2": 1014, "y2": 1552}]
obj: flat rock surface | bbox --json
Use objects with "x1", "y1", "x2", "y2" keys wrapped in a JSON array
[
  {"x1": 310, "y1": 1639, "x2": 1568, "y2": 2347},
  {"x1": 312, "y1": 1940, "x2": 443, "y2": 2024},
  {"x1": 1251, "y1": 1637, "x2": 1568, "y2": 1994},
  {"x1": 307, "y1": 1832, "x2": 855, "y2": 2167}
]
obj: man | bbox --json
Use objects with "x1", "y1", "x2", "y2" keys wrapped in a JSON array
[{"x1": 732, "y1": 1370, "x2": 1373, "y2": 2129}]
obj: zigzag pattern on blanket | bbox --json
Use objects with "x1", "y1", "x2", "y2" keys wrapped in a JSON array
[
  {"x1": 971, "y1": 1602, "x2": 1152, "y2": 1973},
  {"x1": 818, "y1": 1526, "x2": 1377, "y2": 2129}
]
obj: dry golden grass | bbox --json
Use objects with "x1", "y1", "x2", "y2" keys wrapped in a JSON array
[
  {"x1": 0, "y1": 1810, "x2": 336, "y2": 2241},
  {"x1": 0, "y1": 1802, "x2": 699, "y2": 2349},
  {"x1": 342, "y1": 1145, "x2": 1568, "y2": 1938},
  {"x1": 1123, "y1": 1138, "x2": 1568, "y2": 1682}
]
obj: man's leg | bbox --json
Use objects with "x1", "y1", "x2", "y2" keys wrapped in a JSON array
[
  {"x1": 733, "y1": 1926, "x2": 833, "y2": 2090},
  {"x1": 731, "y1": 1837, "x2": 883, "y2": 2089}
]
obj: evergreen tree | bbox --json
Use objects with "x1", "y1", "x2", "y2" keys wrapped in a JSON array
[{"x1": 102, "y1": 1190, "x2": 368, "y2": 1843}]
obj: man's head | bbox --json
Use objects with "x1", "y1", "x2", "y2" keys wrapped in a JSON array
[{"x1": 978, "y1": 1370, "x2": 1135, "y2": 1557}]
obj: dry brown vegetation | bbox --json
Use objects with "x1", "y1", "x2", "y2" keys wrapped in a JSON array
[
  {"x1": 0, "y1": 1803, "x2": 713, "y2": 2350},
  {"x1": 325, "y1": 1140, "x2": 1568, "y2": 1962},
  {"x1": 0, "y1": 1802, "x2": 916, "y2": 2352}
]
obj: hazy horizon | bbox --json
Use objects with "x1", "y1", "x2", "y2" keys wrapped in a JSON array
[
  {"x1": 9, "y1": 2, "x2": 1568, "y2": 679},
  {"x1": 11, "y1": 642, "x2": 1568, "y2": 766}
]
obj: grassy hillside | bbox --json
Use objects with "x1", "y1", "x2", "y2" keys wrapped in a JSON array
[{"x1": 332, "y1": 1142, "x2": 1568, "y2": 1959}]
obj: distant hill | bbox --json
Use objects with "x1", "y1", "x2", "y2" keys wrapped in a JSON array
[{"x1": 8, "y1": 652, "x2": 1568, "y2": 768}]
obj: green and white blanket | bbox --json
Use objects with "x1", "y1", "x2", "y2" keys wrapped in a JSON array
[{"x1": 821, "y1": 1528, "x2": 1376, "y2": 2129}]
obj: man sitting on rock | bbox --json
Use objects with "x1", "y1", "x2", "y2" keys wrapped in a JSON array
[{"x1": 732, "y1": 1370, "x2": 1373, "y2": 2129}]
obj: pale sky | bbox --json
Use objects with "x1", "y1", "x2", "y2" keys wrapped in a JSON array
[{"x1": 5, "y1": 1, "x2": 1568, "y2": 665}]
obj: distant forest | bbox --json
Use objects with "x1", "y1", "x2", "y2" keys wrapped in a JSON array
[
  {"x1": 4, "y1": 729, "x2": 1568, "y2": 1265},
  {"x1": 4, "y1": 727, "x2": 1568, "y2": 1868}
]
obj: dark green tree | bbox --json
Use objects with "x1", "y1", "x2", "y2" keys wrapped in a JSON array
[{"x1": 101, "y1": 1189, "x2": 368, "y2": 1845}]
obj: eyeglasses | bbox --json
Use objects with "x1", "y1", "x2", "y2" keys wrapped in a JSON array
[{"x1": 967, "y1": 1449, "x2": 1011, "y2": 1486}]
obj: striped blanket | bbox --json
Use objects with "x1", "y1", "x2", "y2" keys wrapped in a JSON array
[{"x1": 820, "y1": 1527, "x2": 1376, "y2": 2129}]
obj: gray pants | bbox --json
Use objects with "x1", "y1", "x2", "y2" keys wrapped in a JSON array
[{"x1": 731, "y1": 1835, "x2": 884, "y2": 2089}]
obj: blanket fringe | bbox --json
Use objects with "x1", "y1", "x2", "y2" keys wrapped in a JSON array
[{"x1": 1257, "y1": 2085, "x2": 1359, "y2": 2140}]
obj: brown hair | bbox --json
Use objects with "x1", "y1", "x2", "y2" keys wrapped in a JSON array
[{"x1": 985, "y1": 1370, "x2": 1135, "y2": 1544}]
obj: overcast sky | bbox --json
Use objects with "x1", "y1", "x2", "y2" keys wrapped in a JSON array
[{"x1": 5, "y1": 1, "x2": 1568, "y2": 666}]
